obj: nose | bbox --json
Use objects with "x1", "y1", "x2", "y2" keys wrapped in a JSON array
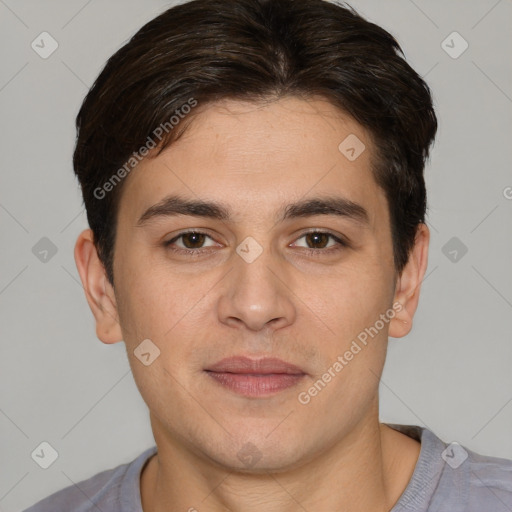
[{"x1": 216, "y1": 244, "x2": 296, "y2": 333}]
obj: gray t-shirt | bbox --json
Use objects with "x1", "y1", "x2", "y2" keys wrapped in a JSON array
[{"x1": 24, "y1": 424, "x2": 512, "y2": 511}]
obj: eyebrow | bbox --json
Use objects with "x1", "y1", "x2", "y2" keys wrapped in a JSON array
[{"x1": 136, "y1": 194, "x2": 369, "y2": 226}]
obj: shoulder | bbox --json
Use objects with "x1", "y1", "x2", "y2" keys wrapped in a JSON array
[
  {"x1": 23, "y1": 446, "x2": 157, "y2": 512},
  {"x1": 387, "y1": 424, "x2": 512, "y2": 511},
  {"x1": 438, "y1": 444, "x2": 512, "y2": 510}
]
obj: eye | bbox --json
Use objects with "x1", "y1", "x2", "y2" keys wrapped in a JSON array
[
  {"x1": 163, "y1": 231, "x2": 218, "y2": 255},
  {"x1": 291, "y1": 230, "x2": 348, "y2": 255}
]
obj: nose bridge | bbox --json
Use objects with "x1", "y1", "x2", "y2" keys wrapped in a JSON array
[{"x1": 217, "y1": 238, "x2": 295, "y2": 331}]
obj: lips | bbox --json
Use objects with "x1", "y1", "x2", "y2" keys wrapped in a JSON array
[
  {"x1": 206, "y1": 356, "x2": 305, "y2": 374},
  {"x1": 205, "y1": 356, "x2": 306, "y2": 397}
]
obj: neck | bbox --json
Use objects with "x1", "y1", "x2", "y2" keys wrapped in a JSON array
[{"x1": 141, "y1": 411, "x2": 420, "y2": 512}]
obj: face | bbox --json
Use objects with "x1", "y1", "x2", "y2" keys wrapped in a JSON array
[{"x1": 100, "y1": 96, "x2": 409, "y2": 471}]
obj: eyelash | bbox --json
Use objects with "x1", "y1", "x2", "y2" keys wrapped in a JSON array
[{"x1": 163, "y1": 230, "x2": 349, "y2": 257}]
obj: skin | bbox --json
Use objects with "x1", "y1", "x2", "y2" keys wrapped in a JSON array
[{"x1": 75, "y1": 96, "x2": 429, "y2": 512}]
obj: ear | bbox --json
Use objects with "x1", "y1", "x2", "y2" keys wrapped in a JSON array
[
  {"x1": 74, "y1": 228, "x2": 123, "y2": 344},
  {"x1": 388, "y1": 223, "x2": 430, "y2": 338}
]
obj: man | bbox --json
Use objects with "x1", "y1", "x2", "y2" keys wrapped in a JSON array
[{"x1": 25, "y1": 0, "x2": 512, "y2": 510}]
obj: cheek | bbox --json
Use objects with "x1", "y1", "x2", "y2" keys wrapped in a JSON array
[
  {"x1": 114, "y1": 266, "x2": 176, "y2": 352},
  {"x1": 297, "y1": 270, "x2": 392, "y2": 423},
  {"x1": 115, "y1": 268, "x2": 214, "y2": 374},
  {"x1": 319, "y1": 258, "x2": 395, "y2": 339},
  {"x1": 115, "y1": 272, "x2": 201, "y2": 416}
]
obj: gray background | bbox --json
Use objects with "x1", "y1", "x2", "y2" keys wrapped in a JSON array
[{"x1": 1, "y1": 0, "x2": 511, "y2": 510}]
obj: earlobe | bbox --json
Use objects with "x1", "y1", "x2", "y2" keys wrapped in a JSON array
[
  {"x1": 74, "y1": 228, "x2": 123, "y2": 344},
  {"x1": 388, "y1": 223, "x2": 430, "y2": 339}
]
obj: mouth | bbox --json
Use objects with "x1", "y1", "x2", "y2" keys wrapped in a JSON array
[{"x1": 204, "y1": 356, "x2": 307, "y2": 397}]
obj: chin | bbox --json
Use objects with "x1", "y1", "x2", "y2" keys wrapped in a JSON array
[{"x1": 198, "y1": 425, "x2": 312, "y2": 474}]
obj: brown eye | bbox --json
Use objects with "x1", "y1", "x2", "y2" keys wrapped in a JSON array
[
  {"x1": 164, "y1": 231, "x2": 217, "y2": 253},
  {"x1": 291, "y1": 231, "x2": 349, "y2": 257},
  {"x1": 304, "y1": 232, "x2": 330, "y2": 249},
  {"x1": 181, "y1": 232, "x2": 207, "y2": 249}
]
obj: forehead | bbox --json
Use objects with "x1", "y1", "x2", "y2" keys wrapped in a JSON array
[{"x1": 118, "y1": 96, "x2": 387, "y2": 225}]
